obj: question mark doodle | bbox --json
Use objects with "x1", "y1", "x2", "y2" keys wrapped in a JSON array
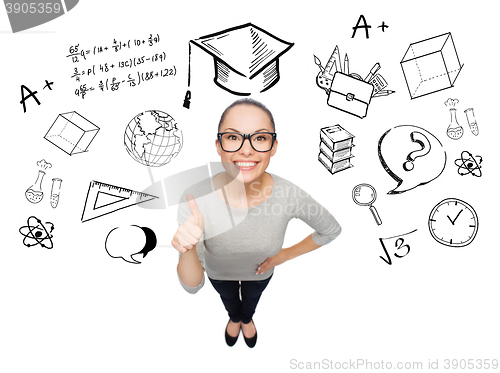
[{"x1": 403, "y1": 131, "x2": 431, "y2": 171}]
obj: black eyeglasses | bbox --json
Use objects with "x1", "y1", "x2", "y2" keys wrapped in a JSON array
[{"x1": 217, "y1": 132, "x2": 277, "y2": 152}]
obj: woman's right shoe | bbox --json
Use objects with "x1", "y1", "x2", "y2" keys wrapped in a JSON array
[
  {"x1": 242, "y1": 320, "x2": 257, "y2": 348},
  {"x1": 225, "y1": 320, "x2": 240, "y2": 347}
]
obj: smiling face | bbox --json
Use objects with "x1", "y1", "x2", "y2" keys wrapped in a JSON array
[{"x1": 216, "y1": 103, "x2": 278, "y2": 185}]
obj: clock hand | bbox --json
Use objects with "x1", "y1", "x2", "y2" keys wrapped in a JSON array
[
  {"x1": 451, "y1": 209, "x2": 463, "y2": 225},
  {"x1": 447, "y1": 215, "x2": 454, "y2": 225}
]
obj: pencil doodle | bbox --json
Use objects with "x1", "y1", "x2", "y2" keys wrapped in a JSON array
[
  {"x1": 105, "y1": 225, "x2": 157, "y2": 264},
  {"x1": 428, "y1": 198, "x2": 478, "y2": 247},
  {"x1": 314, "y1": 46, "x2": 394, "y2": 118},
  {"x1": 25, "y1": 159, "x2": 52, "y2": 204},
  {"x1": 401, "y1": 33, "x2": 463, "y2": 99},
  {"x1": 378, "y1": 229, "x2": 417, "y2": 265},
  {"x1": 318, "y1": 125, "x2": 355, "y2": 174},
  {"x1": 184, "y1": 23, "x2": 294, "y2": 107},
  {"x1": 81, "y1": 181, "x2": 158, "y2": 223},
  {"x1": 44, "y1": 112, "x2": 100, "y2": 155},
  {"x1": 352, "y1": 183, "x2": 382, "y2": 225},
  {"x1": 378, "y1": 125, "x2": 446, "y2": 194},
  {"x1": 19, "y1": 216, "x2": 55, "y2": 249},
  {"x1": 455, "y1": 151, "x2": 482, "y2": 177},
  {"x1": 124, "y1": 110, "x2": 182, "y2": 167}
]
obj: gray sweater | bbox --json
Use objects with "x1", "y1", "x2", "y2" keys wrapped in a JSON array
[{"x1": 177, "y1": 173, "x2": 342, "y2": 294}]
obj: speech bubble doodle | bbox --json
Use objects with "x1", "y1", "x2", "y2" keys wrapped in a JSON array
[
  {"x1": 105, "y1": 225, "x2": 157, "y2": 264},
  {"x1": 378, "y1": 125, "x2": 446, "y2": 194}
]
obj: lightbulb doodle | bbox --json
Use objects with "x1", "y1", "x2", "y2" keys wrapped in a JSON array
[
  {"x1": 378, "y1": 125, "x2": 446, "y2": 194},
  {"x1": 19, "y1": 216, "x2": 55, "y2": 249},
  {"x1": 105, "y1": 225, "x2": 157, "y2": 264},
  {"x1": 454, "y1": 151, "x2": 482, "y2": 177}
]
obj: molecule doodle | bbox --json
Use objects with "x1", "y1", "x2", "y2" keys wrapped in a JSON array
[
  {"x1": 19, "y1": 216, "x2": 55, "y2": 249},
  {"x1": 454, "y1": 150, "x2": 482, "y2": 177}
]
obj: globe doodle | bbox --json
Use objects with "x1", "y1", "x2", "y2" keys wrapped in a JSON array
[{"x1": 124, "y1": 110, "x2": 183, "y2": 167}]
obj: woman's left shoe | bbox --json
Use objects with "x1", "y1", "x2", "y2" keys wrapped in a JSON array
[
  {"x1": 225, "y1": 320, "x2": 240, "y2": 347},
  {"x1": 242, "y1": 319, "x2": 257, "y2": 348}
]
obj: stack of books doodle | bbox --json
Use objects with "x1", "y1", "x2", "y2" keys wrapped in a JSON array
[{"x1": 318, "y1": 125, "x2": 355, "y2": 174}]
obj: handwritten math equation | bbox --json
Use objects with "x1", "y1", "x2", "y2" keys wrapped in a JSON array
[
  {"x1": 67, "y1": 34, "x2": 162, "y2": 62},
  {"x1": 66, "y1": 34, "x2": 177, "y2": 99},
  {"x1": 378, "y1": 229, "x2": 417, "y2": 265}
]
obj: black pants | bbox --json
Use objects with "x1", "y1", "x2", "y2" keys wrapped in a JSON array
[{"x1": 209, "y1": 275, "x2": 273, "y2": 324}]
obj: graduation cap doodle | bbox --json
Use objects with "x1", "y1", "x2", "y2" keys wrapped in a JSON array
[{"x1": 184, "y1": 23, "x2": 294, "y2": 108}]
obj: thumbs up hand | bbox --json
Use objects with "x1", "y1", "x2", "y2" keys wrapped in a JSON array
[{"x1": 172, "y1": 194, "x2": 205, "y2": 253}]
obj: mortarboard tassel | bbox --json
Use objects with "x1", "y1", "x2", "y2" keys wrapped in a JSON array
[{"x1": 183, "y1": 41, "x2": 192, "y2": 109}]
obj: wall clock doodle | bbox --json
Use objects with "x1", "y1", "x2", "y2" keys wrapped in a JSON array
[{"x1": 428, "y1": 198, "x2": 478, "y2": 247}]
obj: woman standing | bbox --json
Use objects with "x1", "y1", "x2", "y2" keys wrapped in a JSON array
[{"x1": 172, "y1": 98, "x2": 341, "y2": 348}]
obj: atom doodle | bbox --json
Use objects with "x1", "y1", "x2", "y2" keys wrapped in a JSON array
[
  {"x1": 454, "y1": 150, "x2": 482, "y2": 177},
  {"x1": 19, "y1": 216, "x2": 55, "y2": 249}
]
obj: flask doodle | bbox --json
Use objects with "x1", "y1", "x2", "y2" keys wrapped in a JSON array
[{"x1": 378, "y1": 125, "x2": 446, "y2": 194}]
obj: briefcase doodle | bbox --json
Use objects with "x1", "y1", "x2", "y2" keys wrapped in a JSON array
[
  {"x1": 327, "y1": 72, "x2": 373, "y2": 118},
  {"x1": 314, "y1": 45, "x2": 395, "y2": 119}
]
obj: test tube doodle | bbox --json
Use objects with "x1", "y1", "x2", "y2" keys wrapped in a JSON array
[
  {"x1": 464, "y1": 108, "x2": 479, "y2": 136},
  {"x1": 50, "y1": 178, "x2": 62, "y2": 208}
]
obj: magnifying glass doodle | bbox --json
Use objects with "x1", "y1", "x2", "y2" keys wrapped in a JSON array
[{"x1": 352, "y1": 183, "x2": 382, "y2": 225}]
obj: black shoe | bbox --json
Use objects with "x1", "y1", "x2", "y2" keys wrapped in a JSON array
[
  {"x1": 225, "y1": 320, "x2": 240, "y2": 347},
  {"x1": 242, "y1": 320, "x2": 257, "y2": 348}
]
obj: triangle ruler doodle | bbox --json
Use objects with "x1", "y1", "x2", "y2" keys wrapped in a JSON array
[{"x1": 81, "y1": 180, "x2": 158, "y2": 222}]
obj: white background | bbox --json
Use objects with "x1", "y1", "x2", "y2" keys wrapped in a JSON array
[{"x1": 1, "y1": 1, "x2": 498, "y2": 372}]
